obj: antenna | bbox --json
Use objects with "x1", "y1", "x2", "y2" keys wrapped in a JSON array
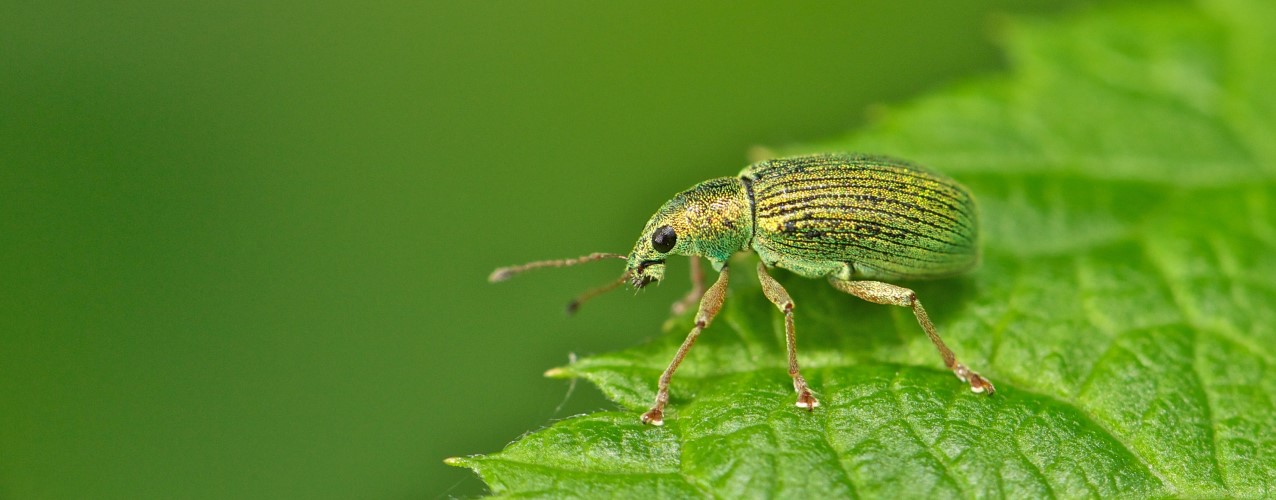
[
  {"x1": 488, "y1": 252, "x2": 626, "y2": 283},
  {"x1": 565, "y1": 270, "x2": 631, "y2": 315}
]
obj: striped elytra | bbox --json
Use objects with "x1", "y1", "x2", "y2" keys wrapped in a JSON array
[{"x1": 742, "y1": 153, "x2": 978, "y2": 281}]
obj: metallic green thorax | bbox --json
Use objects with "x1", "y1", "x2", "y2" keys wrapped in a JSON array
[{"x1": 627, "y1": 153, "x2": 978, "y2": 286}]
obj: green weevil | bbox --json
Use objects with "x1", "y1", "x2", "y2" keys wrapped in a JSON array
[{"x1": 491, "y1": 152, "x2": 994, "y2": 426}]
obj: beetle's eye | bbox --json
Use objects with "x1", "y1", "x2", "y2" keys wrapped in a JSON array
[{"x1": 651, "y1": 225, "x2": 677, "y2": 253}]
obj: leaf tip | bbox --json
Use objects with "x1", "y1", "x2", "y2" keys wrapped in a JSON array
[
  {"x1": 544, "y1": 366, "x2": 569, "y2": 378},
  {"x1": 443, "y1": 456, "x2": 471, "y2": 468}
]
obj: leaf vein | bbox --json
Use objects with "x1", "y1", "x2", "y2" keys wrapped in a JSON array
[{"x1": 889, "y1": 370, "x2": 967, "y2": 498}]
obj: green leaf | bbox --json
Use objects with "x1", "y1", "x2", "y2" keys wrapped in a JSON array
[{"x1": 450, "y1": 0, "x2": 1276, "y2": 497}]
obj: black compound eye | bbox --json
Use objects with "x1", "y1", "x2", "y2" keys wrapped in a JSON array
[{"x1": 651, "y1": 225, "x2": 677, "y2": 253}]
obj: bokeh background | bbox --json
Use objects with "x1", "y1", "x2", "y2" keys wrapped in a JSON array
[{"x1": 2, "y1": 2, "x2": 1110, "y2": 498}]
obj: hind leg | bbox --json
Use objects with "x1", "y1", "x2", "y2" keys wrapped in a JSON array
[{"x1": 829, "y1": 279, "x2": 994, "y2": 394}]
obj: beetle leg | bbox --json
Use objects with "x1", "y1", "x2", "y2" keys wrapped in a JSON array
[
  {"x1": 757, "y1": 263, "x2": 819, "y2": 410},
  {"x1": 642, "y1": 266, "x2": 730, "y2": 426},
  {"x1": 829, "y1": 279, "x2": 995, "y2": 395},
  {"x1": 669, "y1": 257, "x2": 706, "y2": 317}
]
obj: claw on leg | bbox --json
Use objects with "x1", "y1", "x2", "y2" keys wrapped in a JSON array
[
  {"x1": 793, "y1": 375, "x2": 819, "y2": 409},
  {"x1": 795, "y1": 388, "x2": 819, "y2": 410},
  {"x1": 641, "y1": 408, "x2": 665, "y2": 426},
  {"x1": 955, "y1": 363, "x2": 996, "y2": 394}
]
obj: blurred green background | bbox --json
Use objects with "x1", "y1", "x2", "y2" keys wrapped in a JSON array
[{"x1": 1, "y1": 2, "x2": 1108, "y2": 498}]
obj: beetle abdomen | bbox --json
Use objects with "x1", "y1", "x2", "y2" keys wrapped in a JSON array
[{"x1": 743, "y1": 154, "x2": 978, "y2": 280}]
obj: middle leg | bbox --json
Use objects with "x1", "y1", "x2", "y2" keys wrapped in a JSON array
[{"x1": 756, "y1": 262, "x2": 819, "y2": 409}]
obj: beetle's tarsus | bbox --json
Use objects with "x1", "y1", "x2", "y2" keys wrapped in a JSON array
[
  {"x1": 969, "y1": 373, "x2": 995, "y2": 395},
  {"x1": 955, "y1": 363, "x2": 995, "y2": 395},
  {"x1": 796, "y1": 390, "x2": 819, "y2": 410},
  {"x1": 641, "y1": 408, "x2": 664, "y2": 426}
]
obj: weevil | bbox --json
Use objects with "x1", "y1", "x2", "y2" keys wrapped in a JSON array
[{"x1": 491, "y1": 153, "x2": 994, "y2": 426}]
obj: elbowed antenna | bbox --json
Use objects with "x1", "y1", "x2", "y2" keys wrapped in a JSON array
[
  {"x1": 488, "y1": 252, "x2": 626, "y2": 283},
  {"x1": 489, "y1": 252, "x2": 631, "y2": 315}
]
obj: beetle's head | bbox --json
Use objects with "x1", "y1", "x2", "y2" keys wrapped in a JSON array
[
  {"x1": 626, "y1": 199, "x2": 690, "y2": 289},
  {"x1": 626, "y1": 177, "x2": 752, "y2": 289},
  {"x1": 489, "y1": 176, "x2": 750, "y2": 312}
]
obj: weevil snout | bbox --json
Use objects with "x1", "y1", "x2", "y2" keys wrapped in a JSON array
[
  {"x1": 629, "y1": 259, "x2": 666, "y2": 289},
  {"x1": 627, "y1": 217, "x2": 679, "y2": 289}
]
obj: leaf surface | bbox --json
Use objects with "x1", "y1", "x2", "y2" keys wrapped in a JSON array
[{"x1": 451, "y1": 1, "x2": 1276, "y2": 497}]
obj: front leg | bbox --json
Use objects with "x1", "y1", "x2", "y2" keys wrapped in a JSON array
[
  {"x1": 829, "y1": 279, "x2": 995, "y2": 394},
  {"x1": 642, "y1": 265, "x2": 730, "y2": 426},
  {"x1": 756, "y1": 262, "x2": 818, "y2": 410}
]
